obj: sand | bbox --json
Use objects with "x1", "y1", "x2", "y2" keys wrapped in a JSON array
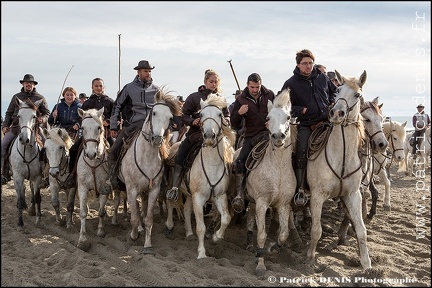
[{"x1": 1, "y1": 164, "x2": 430, "y2": 287}]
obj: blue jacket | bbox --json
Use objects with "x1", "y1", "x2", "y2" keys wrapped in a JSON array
[
  {"x1": 48, "y1": 99, "x2": 81, "y2": 130},
  {"x1": 280, "y1": 67, "x2": 336, "y2": 127}
]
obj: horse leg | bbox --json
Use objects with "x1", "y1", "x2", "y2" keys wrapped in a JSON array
[
  {"x1": 337, "y1": 211, "x2": 351, "y2": 245},
  {"x1": 254, "y1": 201, "x2": 268, "y2": 278},
  {"x1": 128, "y1": 190, "x2": 140, "y2": 241},
  {"x1": 112, "y1": 189, "x2": 121, "y2": 225},
  {"x1": 246, "y1": 203, "x2": 256, "y2": 252},
  {"x1": 192, "y1": 194, "x2": 207, "y2": 259},
  {"x1": 97, "y1": 194, "x2": 108, "y2": 238},
  {"x1": 28, "y1": 182, "x2": 36, "y2": 216},
  {"x1": 15, "y1": 177, "x2": 27, "y2": 230},
  {"x1": 306, "y1": 195, "x2": 324, "y2": 264},
  {"x1": 365, "y1": 180, "x2": 378, "y2": 223},
  {"x1": 164, "y1": 199, "x2": 175, "y2": 235},
  {"x1": 184, "y1": 196, "x2": 194, "y2": 238},
  {"x1": 344, "y1": 191, "x2": 372, "y2": 270},
  {"x1": 271, "y1": 205, "x2": 290, "y2": 254},
  {"x1": 287, "y1": 210, "x2": 303, "y2": 250},
  {"x1": 77, "y1": 189, "x2": 90, "y2": 251},
  {"x1": 142, "y1": 190, "x2": 159, "y2": 255},
  {"x1": 50, "y1": 182, "x2": 64, "y2": 224},
  {"x1": 381, "y1": 170, "x2": 391, "y2": 211},
  {"x1": 212, "y1": 194, "x2": 231, "y2": 242},
  {"x1": 32, "y1": 177, "x2": 43, "y2": 227},
  {"x1": 66, "y1": 187, "x2": 76, "y2": 228}
]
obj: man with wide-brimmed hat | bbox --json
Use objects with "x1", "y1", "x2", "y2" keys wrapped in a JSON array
[
  {"x1": 102, "y1": 60, "x2": 160, "y2": 194},
  {"x1": 411, "y1": 103, "x2": 431, "y2": 159},
  {"x1": 1, "y1": 74, "x2": 51, "y2": 185}
]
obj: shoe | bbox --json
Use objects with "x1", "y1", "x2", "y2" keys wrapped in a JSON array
[
  {"x1": 1, "y1": 175, "x2": 10, "y2": 185},
  {"x1": 39, "y1": 178, "x2": 50, "y2": 189},
  {"x1": 100, "y1": 180, "x2": 113, "y2": 195},
  {"x1": 64, "y1": 177, "x2": 76, "y2": 189}
]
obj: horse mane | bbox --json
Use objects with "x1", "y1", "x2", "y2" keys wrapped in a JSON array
[
  {"x1": 202, "y1": 93, "x2": 236, "y2": 161},
  {"x1": 274, "y1": 89, "x2": 291, "y2": 108},
  {"x1": 47, "y1": 127, "x2": 73, "y2": 150},
  {"x1": 383, "y1": 121, "x2": 406, "y2": 139},
  {"x1": 361, "y1": 100, "x2": 382, "y2": 116},
  {"x1": 343, "y1": 76, "x2": 363, "y2": 92},
  {"x1": 155, "y1": 86, "x2": 182, "y2": 117}
]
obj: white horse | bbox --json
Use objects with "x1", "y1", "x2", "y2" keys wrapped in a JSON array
[
  {"x1": 165, "y1": 94, "x2": 235, "y2": 259},
  {"x1": 307, "y1": 70, "x2": 371, "y2": 270},
  {"x1": 372, "y1": 120, "x2": 406, "y2": 211},
  {"x1": 243, "y1": 89, "x2": 297, "y2": 277},
  {"x1": 10, "y1": 98, "x2": 44, "y2": 230},
  {"x1": 338, "y1": 97, "x2": 388, "y2": 243},
  {"x1": 399, "y1": 126, "x2": 431, "y2": 176},
  {"x1": 76, "y1": 107, "x2": 111, "y2": 251},
  {"x1": 117, "y1": 89, "x2": 181, "y2": 255},
  {"x1": 42, "y1": 127, "x2": 76, "y2": 228}
]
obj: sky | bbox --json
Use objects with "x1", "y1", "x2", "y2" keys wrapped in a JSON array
[{"x1": 1, "y1": 1, "x2": 431, "y2": 121}]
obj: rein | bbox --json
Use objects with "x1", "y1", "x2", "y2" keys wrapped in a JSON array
[
  {"x1": 16, "y1": 107, "x2": 40, "y2": 178},
  {"x1": 200, "y1": 135, "x2": 227, "y2": 196},
  {"x1": 141, "y1": 103, "x2": 169, "y2": 145}
]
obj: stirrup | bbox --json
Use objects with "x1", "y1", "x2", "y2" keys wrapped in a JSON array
[
  {"x1": 294, "y1": 189, "x2": 309, "y2": 206},
  {"x1": 166, "y1": 187, "x2": 179, "y2": 201},
  {"x1": 231, "y1": 196, "x2": 244, "y2": 213}
]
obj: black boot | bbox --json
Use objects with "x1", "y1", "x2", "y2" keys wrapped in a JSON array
[
  {"x1": 101, "y1": 158, "x2": 118, "y2": 195},
  {"x1": 166, "y1": 164, "x2": 183, "y2": 201},
  {"x1": 231, "y1": 173, "x2": 246, "y2": 213},
  {"x1": 1, "y1": 160, "x2": 11, "y2": 185},
  {"x1": 294, "y1": 168, "x2": 308, "y2": 206}
]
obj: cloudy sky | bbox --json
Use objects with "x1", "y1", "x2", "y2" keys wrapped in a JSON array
[{"x1": 1, "y1": 1, "x2": 430, "y2": 119}]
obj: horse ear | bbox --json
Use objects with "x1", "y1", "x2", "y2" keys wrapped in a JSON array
[
  {"x1": 97, "y1": 107, "x2": 105, "y2": 118},
  {"x1": 402, "y1": 121, "x2": 407, "y2": 127},
  {"x1": 334, "y1": 70, "x2": 343, "y2": 84},
  {"x1": 34, "y1": 99, "x2": 43, "y2": 108},
  {"x1": 57, "y1": 128, "x2": 63, "y2": 138},
  {"x1": 16, "y1": 97, "x2": 24, "y2": 106},
  {"x1": 359, "y1": 70, "x2": 367, "y2": 88},
  {"x1": 78, "y1": 108, "x2": 84, "y2": 118},
  {"x1": 372, "y1": 96, "x2": 379, "y2": 104},
  {"x1": 43, "y1": 128, "x2": 49, "y2": 138},
  {"x1": 378, "y1": 103, "x2": 383, "y2": 109},
  {"x1": 267, "y1": 99, "x2": 273, "y2": 111}
]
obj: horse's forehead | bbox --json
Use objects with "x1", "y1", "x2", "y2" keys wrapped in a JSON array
[{"x1": 201, "y1": 105, "x2": 221, "y2": 117}]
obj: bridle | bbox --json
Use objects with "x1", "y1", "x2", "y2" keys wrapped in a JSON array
[{"x1": 141, "y1": 103, "x2": 169, "y2": 146}]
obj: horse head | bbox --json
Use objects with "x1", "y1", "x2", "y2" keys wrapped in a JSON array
[
  {"x1": 78, "y1": 107, "x2": 105, "y2": 160},
  {"x1": 330, "y1": 70, "x2": 366, "y2": 125},
  {"x1": 145, "y1": 87, "x2": 181, "y2": 146},
  {"x1": 360, "y1": 97, "x2": 388, "y2": 153},
  {"x1": 384, "y1": 120, "x2": 407, "y2": 162},
  {"x1": 17, "y1": 98, "x2": 43, "y2": 146},
  {"x1": 200, "y1": 93, "x2": 228, "y2": 147},
  {"x1": 43, "y1": 127, "x2": 73, "y2": 178},
  {"x1": 267, "y1": 89, "x2": 292, "y2": 147}
]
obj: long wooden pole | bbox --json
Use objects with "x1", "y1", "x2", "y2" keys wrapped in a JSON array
[
  {"x1": 118, "y1": 34, "x2": 121, "y2": 94},
  {"x1": 54, "y1": 65, "x2": 74, "y2": 123},
  {"x1": 227, "y1": 59, "x2": 241, "y2": 92}
]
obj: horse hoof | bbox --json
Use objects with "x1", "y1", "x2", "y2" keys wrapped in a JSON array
[
  {"x1": 246, "y1": 244, "x2": 254, "y2": 252},
  {"x1": 97, "y1": 230, "x2": 106, "y2": 238},
  {"x1": 142, "y1": 247, "x2": 155, "y2": 255},
  {"x1": 164, "y1": 226, "x2": 175, "y2": 239},
  {"x1": 28, "y1": 207, "x2": 36, "y2": 216},
  {"x1": 383, "y1": 205, "x2": 391, "y2": 211},
  {"x1": 17, "y1": 225, "x2": 24, "y2": 232},
  {"x1": 77, "y1": 241, "x2": 91, "y2": 252}
]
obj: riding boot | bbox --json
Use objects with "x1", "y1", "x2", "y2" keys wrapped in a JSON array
[
  {"x1": 294, "y1": 168, "x2": 308, "y2": 206},
  {"x1": 166, "y1": 164, "x2": 183, "y2": 201},
  {"x1": 39, "y1": 160, "x2": 50, "y2": 189},
  {"x1": 231, "y1": 173, "x2": 246, "y2": 213},
  {"x1": 1, "y1": 158, "x2": 11, "y2": 185},
  {"x1": 101, "y1": 158, "x2": 118, "y2": 195}
]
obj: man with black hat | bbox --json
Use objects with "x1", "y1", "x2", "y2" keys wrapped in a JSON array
[
  {"x1": 411, "y1": 103, "x2": 431, "y2": 159},
  {"x1": 1, "y1": 74, "x2": 50, "y2": 185},
  {"x1": 78, "y1": 92, "x2": 88, "y2": 104},
  {"x1": 102, "y1": 60, "x2": 160, "y2": 193}
]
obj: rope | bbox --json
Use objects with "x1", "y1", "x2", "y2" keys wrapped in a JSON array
[
  {"x1": 308, "y1": 123, "x2": 333, "y2": 160},
  {"x1": 245, "y1": 139, "x2": 269, "y2": 172}
]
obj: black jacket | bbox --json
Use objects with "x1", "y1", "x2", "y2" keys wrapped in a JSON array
[{"x1": 280, "y1": 67, "x2": 336, "y2": 127}]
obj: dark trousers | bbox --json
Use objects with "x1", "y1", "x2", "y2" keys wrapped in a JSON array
[{"x1": 295, "y1": 126, "x2": 313, "y2": 169}]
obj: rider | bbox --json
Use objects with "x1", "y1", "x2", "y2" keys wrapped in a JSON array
[
  {"x1": 411, "y1": 103, "x2": 431, "y2": 159},
  {"x1": 66, "y1": 78, "x2": 115, "y2": 189},
  {"x1": 102, "y1": 60, "x2": 160, "y2": 194},
  {"x1": 165, "y1": 69, "x2": 230, "y2": 201},
  {"x1": 1, "y1": 74, "x2": 50, "y2": 185},
  {"x1": 229, "y1": 73, "x2": 275, "y2": 213},
  {"x1": 279, "y1": 49, "x2": 336, "y2": 205},
  {"x1": 48, "y1": 86, "x2": 82, "y2": 140}
]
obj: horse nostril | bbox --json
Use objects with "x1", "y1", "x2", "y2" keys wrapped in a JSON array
[
  {"x1": 339, "y1": 111, "x2": 345, "y2": 118},
  {"x1": 330, "y1": 110, "x2": 335, "y2": 117}
]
